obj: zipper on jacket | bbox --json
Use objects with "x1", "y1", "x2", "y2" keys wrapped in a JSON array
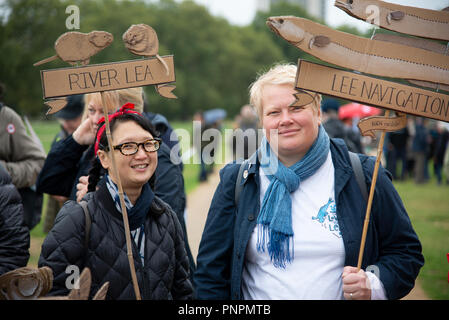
[{"x1": 128, "y1": 225, "x2": 150, "y2": 300}]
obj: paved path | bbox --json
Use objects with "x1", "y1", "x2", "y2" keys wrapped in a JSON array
[{"x1": 185, "y1": 166, "x2": 222, "y2": 262}]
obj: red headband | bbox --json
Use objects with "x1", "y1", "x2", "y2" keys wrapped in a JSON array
[{"x1": 94, "y1": 103, "x2": 142, "y2": 155}]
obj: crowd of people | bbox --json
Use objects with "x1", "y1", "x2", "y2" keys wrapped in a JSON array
[
  {"x1": 0, "y1": 62, "x2": 430, "y2": 300},
  {"x1": 386, "y1": 118, "x2": 449, "y2": 185},
  {"x1": 319, "y1": 97, "x2": 449, "y2": 186}
]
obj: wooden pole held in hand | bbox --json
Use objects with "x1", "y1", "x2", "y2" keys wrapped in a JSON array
[
  {"x1": 356, "y1": 110, "x2": 391, "y2": 271},
  {"x1": 100, "y1": 92, "x2": 141, "y2": 300}
]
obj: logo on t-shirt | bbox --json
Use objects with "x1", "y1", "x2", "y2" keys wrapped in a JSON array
[{"x1": 312, "y1": 198, "x2": 341, "y2": 238}]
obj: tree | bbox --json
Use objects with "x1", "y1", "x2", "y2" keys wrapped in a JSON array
[
  {"x1": 0, "y1": 0, "x2": 287, "y2": 119},
  {"x1": 0, "y1": 0, "x2": 68, "y2": 116},
  {"x1": 252, "y1": 1, "x2": 324, "y2": 65}
]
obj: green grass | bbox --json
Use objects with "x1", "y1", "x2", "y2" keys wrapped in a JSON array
[
  {"x1": 394, "y1": 177, "x2": 449, "y2": 300},
  {"x1": 28, "y1": 120, "x2": 61, "y2": 154},
  {"x1": 28, "y1": 121, "x2": 61, "y2": 256},
  {"x1": 171, "y1": 120, "x2": 200, "y2": 194}
]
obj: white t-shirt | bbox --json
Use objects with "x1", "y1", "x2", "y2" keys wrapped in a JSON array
[
  {"x1": 242, "y1": 151, "x2": 346, "y2": 299},
  {"x1": 241, "y1": 151, "x2": 387, "y2": 300}
]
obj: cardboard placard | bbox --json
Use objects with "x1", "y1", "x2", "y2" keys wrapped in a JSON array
[
  {"x1": 357, "y1": 113, "x2": 407, "y2": 138},
  {"x1": 296, "y1": 60, "x2": 449, "y2": 123},
  {"x1": 371, "y1": 33, "x2": 449, "y2": 92},
  {"x1": 41, "y1": 55, "x2": 175, "y2": 99},
  {"x1": 334, "y1": 0, "x2": 449, "y2": 41},
  {"x1": 266, "y1": 16, "x2": 449, "y2": 86}
]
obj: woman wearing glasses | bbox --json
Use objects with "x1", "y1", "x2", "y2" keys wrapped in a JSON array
[
  {"x1": 39, "y1": 104, "x2": 193, "y2": 300},
  {"x1": 36, "y1": 89, "x2": 187, "y2": 239}
]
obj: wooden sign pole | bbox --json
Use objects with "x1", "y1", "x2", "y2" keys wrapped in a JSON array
[
  {"x1": 356, "y1": 110, "x2": 390, "y2": 271},
  {"x1": 100, "y1": 92, "x2": 141, "y2": 300},
  {"x1": 32, "y1": 25, "x2": 179, "y2": 300}
]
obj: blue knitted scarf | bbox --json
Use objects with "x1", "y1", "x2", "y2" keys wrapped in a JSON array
[
  {"x1": 105, "y1": 174, "x2": 154, "y2": 231},
  {"x1": 257, "y1": 125, "x2": 330, "y2": 268}
]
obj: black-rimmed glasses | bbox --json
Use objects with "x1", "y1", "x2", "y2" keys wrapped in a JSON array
[{"x1": 112, "y1": 138, "x2": 162, "y2": 156}]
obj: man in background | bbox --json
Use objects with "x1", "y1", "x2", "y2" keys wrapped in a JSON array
[
  {"x1": 321, "y1": 98, "x2": 363, "y2": 154},
  {"x1": 42, "y1": 94, "x2": 84, "y2": 233},
  {"x1": 0, "y1": 83, "x2": 46, "y2": 229}
]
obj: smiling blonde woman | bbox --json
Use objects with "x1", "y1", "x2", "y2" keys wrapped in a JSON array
[{"x1": 194, "y1": 63, "x2": 424, "y2": 300}]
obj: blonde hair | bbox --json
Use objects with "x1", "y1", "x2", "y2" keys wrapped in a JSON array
[
  {"x1": 116, "y1": 87, "x2": 144, "y2": 113},
  {"x1": 249, "y1": 63, "x2": 321, "y2": 118},
  {"x1": 82, "y1": 87, "x2": 145, "y2": 121},
  {"x1": 82, "y1": 91, "x2": 120, "y2": 121}
]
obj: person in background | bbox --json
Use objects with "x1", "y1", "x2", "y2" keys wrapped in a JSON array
[
  {"x1": 0, "y1": 83, "x2": 46, "y2": 190},
  {"x1": 340, "y1": 116, "x2": 364, "y2": 154},
  {"x1": 36, "y1": 91, "x2": 119, "y2": 200},
  {"x1": 433, "y1": 121, "x2": 449, "y2": 185},
  {"x1": 405, "y1": 117, "x2": 416, "y2": 180},
  {"x1": 321, "y1": 98, "x2": 360, "y2": 153},
  {"x1": 443, "y1": 131, "x2": 449, "y2": 184},
  {"x1": 0, "y1": 83, "x2": 46, "y2": 229},
  {"x1": 142, "y1": 91, "x2": 182, "y2": 159},
  {"x1": 0, "y1": 164, "x2": 30, "y2": 275},
  {"x1": 385, "y1": 126, "x2": 409, "y2": 181},
  {"x1": 194, "y1": 64, "x2": 423, "y2": 300},
  {"x1": 193, "y1": 111, "x2": 209, "y2": 182},
  {"x1": 42, "y1": 94, "x2": 84, "y2": 233},
  {"x1": 232, "y1": 104, "x2": 260, "y2": 161},
  {"x1": 200, "y1": 112, "x2": 222, "y2": 180},
  {"x1": 39, "y1": 106, "x2": 193, "y2": 299},
  {"x1": 412, "y1": 117, "x2": 430, "y2": 184}
]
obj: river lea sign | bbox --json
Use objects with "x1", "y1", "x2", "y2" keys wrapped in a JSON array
[{"x1": 40, "y1": 55, "x2": 175, "y2": 99}]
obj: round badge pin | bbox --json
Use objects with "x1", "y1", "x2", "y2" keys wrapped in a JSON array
[{"x1": 6, "y1": 123, "x2": 15, "y2": 134}]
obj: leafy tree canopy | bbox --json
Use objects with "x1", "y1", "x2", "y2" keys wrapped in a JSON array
[{"x1": 0, "y1": 0, "x2": 366, "y2": 119}]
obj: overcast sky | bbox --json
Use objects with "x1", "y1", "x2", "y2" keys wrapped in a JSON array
[{"x1": 190, "y1": 0, "x2": 449, "y2": 32}]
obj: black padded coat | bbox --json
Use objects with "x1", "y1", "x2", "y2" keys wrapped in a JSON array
[
  {"x1": 38, "y1": 179, "x2": 193, "y2": 300},
  {"x1": 0, "y1": 164, "x2": 30, "y2": 275}
]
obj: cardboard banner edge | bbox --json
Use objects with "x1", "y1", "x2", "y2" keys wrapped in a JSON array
[{"x1": 295, "y1": 60, "x2": 449, "y2": 123}]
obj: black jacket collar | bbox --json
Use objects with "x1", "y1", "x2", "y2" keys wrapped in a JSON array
[{"x1": 93, "y1": 178, "x2": 164, "y2": 221}]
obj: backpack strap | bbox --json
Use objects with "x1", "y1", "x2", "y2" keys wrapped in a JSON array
[
  {"x1": 235, "y1": 160, "x2": 247, "y2": 207},
  {"x1": 79, "y1": 200, "x2": 91, "y2": 249},
  {"x1": 235, "y1": 151, "x2": 368, "y2": 208},
  {"x1": 348, "y1": 151, "x2": 368, "y2": 202}
]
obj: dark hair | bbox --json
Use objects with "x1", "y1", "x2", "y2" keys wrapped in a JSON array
[{"x1": 87, "y1": 113, "x2": 158, "y2": 192}]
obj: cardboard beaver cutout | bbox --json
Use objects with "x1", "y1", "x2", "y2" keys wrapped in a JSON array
[{"x1": 34, "y1": 31, "x2": 113, "y2": 66}]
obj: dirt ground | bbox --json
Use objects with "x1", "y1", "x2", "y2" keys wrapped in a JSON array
[{"x1": 185, "y1": 165, "x2": 429, "y2": 300}]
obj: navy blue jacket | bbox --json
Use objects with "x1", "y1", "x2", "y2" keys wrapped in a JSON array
[
  {"x1": 0, "y1": 164, "x2": 30, "y2": 275},
  {"x1": 194, "y1": 139, "x2": 424, "y2": 300}
]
